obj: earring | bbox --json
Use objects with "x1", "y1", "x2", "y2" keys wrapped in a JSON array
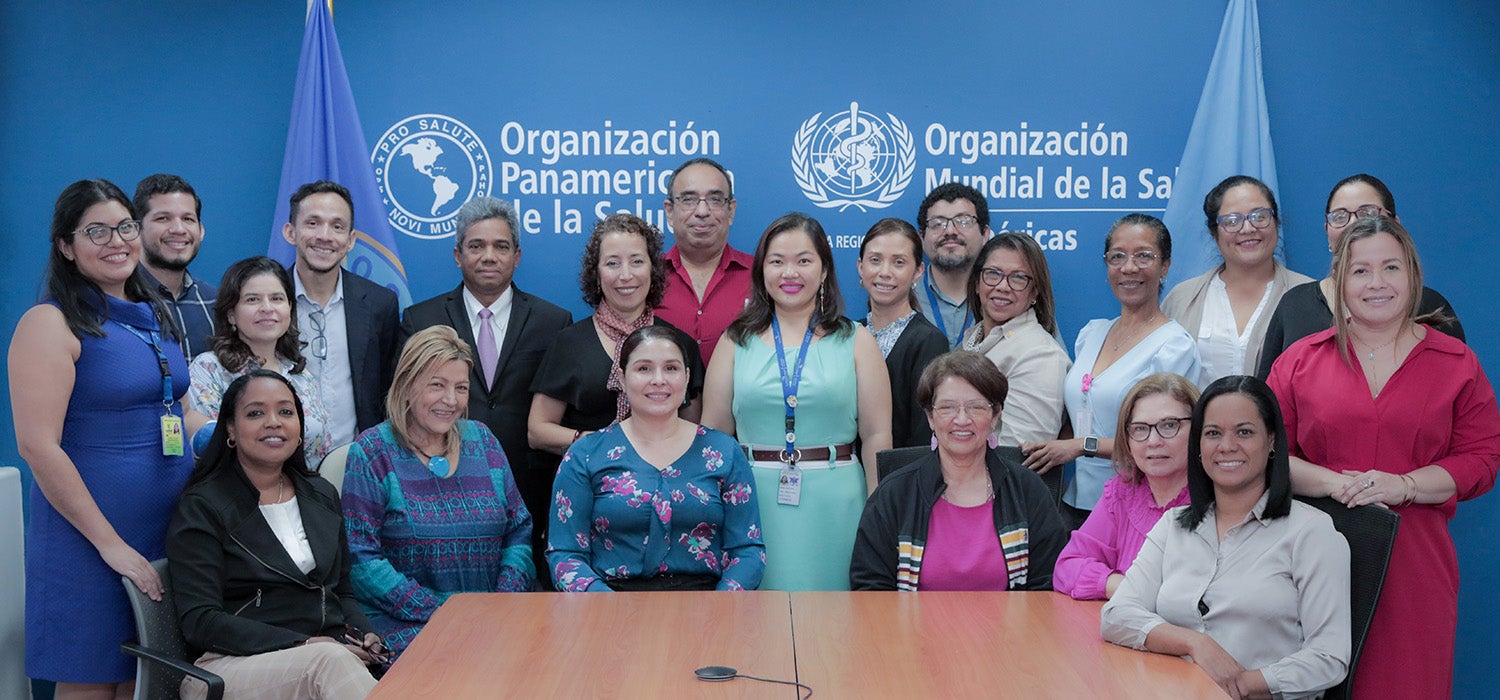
[
  {"x1": 929, "y1": 434, "x2": 939, "y2": 451},
  {"x1": 817, "y1": 284, "x2": 825, "y2": 315},
  {"x1": 987, "y1": 432, "x2": 1000, "y2": 449},
  {"x1": 226, "y1": 436, "x2": 237, "y2": 448}
]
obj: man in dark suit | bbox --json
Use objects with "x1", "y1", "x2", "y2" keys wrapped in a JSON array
[
  {"x1": 399, "y1": 196, "x2": 571, "y2": 586},
  {"x1": 282, "y1": 180, "x2": 400, "y2": 446}
]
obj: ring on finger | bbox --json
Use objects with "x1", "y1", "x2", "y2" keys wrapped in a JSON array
[{"x1": 1363, "y1": 479, "x2": 1376, "y2": 488}]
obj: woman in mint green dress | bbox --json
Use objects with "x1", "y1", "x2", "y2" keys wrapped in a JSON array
[{"x1": 703, "y1": 213, "x2": 892, "y2": 590}]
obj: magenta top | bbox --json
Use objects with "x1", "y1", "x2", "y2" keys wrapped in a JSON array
[
  {"x1": 1052, "y1": 476, "x2": 1188, "y2": 600},
  {"x1": 917, "y1": 499, "x2": 1010, "y2": 591}
]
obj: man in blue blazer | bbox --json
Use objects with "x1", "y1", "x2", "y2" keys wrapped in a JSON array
[
  {"x1": 282, "y1": 181, "x2": 400, "y2": 446},
  {"x1": 399, "y1": 196, "x2": 571, "y2": 586}
]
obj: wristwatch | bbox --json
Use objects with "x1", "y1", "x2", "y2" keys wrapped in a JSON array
[{"x1": 1082, "y1": 435, "x2": 1099, "y2": 458}]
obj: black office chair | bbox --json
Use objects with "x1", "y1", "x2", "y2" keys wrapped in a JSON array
[
  {"x1": 1294, "y1": 496, "x2": 1400, "y2": 700},
  {"x1": 121, "y1": 559, "x2": 224, "y2": 700}
]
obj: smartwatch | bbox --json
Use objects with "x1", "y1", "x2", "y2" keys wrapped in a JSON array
[{"x1": 1082, "y1": 435, "x2": 1099, "y2": 458}]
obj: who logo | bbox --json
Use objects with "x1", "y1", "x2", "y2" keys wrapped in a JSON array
[{"x1": 791, "y1": 102, "x2": 915, "y2": 212}]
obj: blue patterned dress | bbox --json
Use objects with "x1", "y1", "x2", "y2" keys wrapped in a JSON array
[
  {"x1": 25, "y1": 295, "x2": 193, "y2": 682},
  {"x1": 548, "y1": 424, "x2": 765, "y2": 591},
  {"x1": 341, "y1": 420, "x2": 534, "y2": 656}
]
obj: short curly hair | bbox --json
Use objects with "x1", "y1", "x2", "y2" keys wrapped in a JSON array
[{"x1": 578, "y1": 213, "x2": 667, "y2": 309}]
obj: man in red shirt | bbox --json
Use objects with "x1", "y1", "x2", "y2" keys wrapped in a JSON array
[{"x1": 656, "y1": 158, "x2": 753, "y2": 366}]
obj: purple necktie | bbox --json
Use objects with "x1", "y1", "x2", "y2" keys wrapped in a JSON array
[{"x1": 477, "y1": 308, "x2": 498, "y2": 389}]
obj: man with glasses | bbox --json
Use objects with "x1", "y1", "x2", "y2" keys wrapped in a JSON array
[
  {"x1": 916, "y1": 183, "x2": 993, "y2": 349},
  {"x1": 282, "y1": 180, "x2": 400, "y2": 446},
  {"x1": 133, "y1": 174, "x2": 217, "y2": 358},
  {"x1": 398, "y1": 196, "x2": 572, "y2": 587},
  {"x1": 655, "y1": 158, "x2": 752, "y2": 365}
]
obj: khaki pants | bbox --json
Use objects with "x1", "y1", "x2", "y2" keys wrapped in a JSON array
[{"x1": 180, "y1": 643, "x2": 377, "y2": 700}]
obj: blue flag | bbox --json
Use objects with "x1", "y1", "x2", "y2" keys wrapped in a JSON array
[
  {"x1": 268, "y1": 1, "x2": 411, "y2": 307},
  {"x1": 1161, "y1": 0, "x2": 1279, "y2": 289}
]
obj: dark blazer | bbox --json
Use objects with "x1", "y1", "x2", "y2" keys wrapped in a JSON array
[
  {"x1": 167, "y1": 465, "x2": 371, "y2": 656},
  {"x1": 341, "y1": 269, "x2": 401, "y2": 434},
  {"x1": 881, "y1": 314, "x2": 949, "y2": 448},
  {"x1": 398, "y1": 283, "x2": 572, "y2": 477}
]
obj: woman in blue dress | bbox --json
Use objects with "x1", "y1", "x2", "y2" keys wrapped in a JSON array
[
  {"x1": 702, "y1": 213, "x2": 892, "y2": 591},
  {"x1": 549, "y1": 325, "x2": 764, "y2": 591},
  {"x1": 9, "y1": 179, "x2": 194, "y2": 696},
  {"x1": 1022, "y1": 214, "x2": 1200, "y2": 530}
]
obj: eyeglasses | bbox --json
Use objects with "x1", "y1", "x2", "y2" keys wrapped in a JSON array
[
  {"x1": 979, "y1": 267, "x2": 1033, "y2": 291},
  {"x1": 930, "y1": 401, "x2": 995, "y2": 420},
  {"x1": 672, "y1": 194, "x2": 732, "y2": 209},
  {"x1": 1215, "y1": 207, "x2": 1276, "y2": 233},
  {"x1": 1325, "y1": 204, "x2": 1389, "y2": 229},
  {"x1": 925, "y1": 214, "x2": 978, "y2": 233},
  {"x1": 1125, "y1": 417, "x2": 1190, "y2": 442},
  {"x1": 1103, "y1": 250, "x2": 1160, "y2": 268},
  {"x1": 75, "y1": 220, "x2": 142, "y2": 246},
  {"x1": 307, "y1": 309, "x2": 328, "y2": 360}
]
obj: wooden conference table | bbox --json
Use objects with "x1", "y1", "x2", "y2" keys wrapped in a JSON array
[{"x1": 370, "y1": 591, "x2": 1225, "y2": 698}]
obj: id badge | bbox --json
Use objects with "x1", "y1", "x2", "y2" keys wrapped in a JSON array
[
  {"x1": 777, "y1": 466, "x2": 802, "y2": 506},
  {"x1": 161, "y1": 415, "x2": 184, "y2": 457}
]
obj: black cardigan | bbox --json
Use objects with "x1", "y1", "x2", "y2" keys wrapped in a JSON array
[
  {"x1": 167, "y1": 462, "x2": 371, "y2": 656},
  {"x1": 875, "y1": 314, "x2": 949, "y2": 448},
  {"x1": 849, "y1": 447, "x2": 1066, "y2": 591}
]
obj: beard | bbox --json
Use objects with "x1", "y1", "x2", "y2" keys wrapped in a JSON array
[
  {"x1": 930, "y1": 248, "x2": 976, "y2": 272},
  {"x1": 143, "y1": 246, "x2": 194, "y2": 272}
]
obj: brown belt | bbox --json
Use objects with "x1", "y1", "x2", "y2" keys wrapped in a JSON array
[{"x1": 744, "y1": 443, "x2": 855, "y2": 463}]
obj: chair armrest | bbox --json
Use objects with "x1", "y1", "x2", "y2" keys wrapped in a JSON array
[{"x1": 120, "y1": 642, "x2": 226, "y2": 700}]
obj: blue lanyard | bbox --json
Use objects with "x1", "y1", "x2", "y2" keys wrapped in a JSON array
[
  {"x1": 771, "y1": 315, "x2": 816, "y2": 463},
  {"x1": 115, "y1": 322, "x2": 176, "y2": 410},
  {"x1": 923, "y1": 269, "x2": 972, "y2": 341}
]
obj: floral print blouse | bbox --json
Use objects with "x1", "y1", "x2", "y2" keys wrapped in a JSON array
[
  {"x1": 547, "y1": 423, "x2": 765, "y2": 591},
  {"x1": 188, "y1": 351, "x2": 334, "y2": 465}
]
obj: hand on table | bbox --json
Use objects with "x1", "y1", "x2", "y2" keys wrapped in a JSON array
[{"x1": 1188, "y1": 634, "x2": 1248, "y2": 698}]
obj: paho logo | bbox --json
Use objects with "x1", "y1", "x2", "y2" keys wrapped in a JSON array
[
  {"x1": 792, "y1": 101, "x2": 915, "y2": 212},
  {"x1": 373, "y1": 114, "x2": 493, "y2": 239}
]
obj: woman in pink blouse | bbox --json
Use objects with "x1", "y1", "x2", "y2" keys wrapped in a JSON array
[{"x1": 1053, "y1": 373, "x2": 1199, "y2": 599}]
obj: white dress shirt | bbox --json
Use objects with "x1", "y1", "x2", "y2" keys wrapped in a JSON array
[
  {"x1": 462, "y1": 284, "x2": 514, "y2": 382},
  {"x1": 1196, "y1": 274, "x2": 1272, "y2": 385}
]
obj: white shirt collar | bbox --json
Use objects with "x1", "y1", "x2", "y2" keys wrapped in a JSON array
[
  {"x1": 292, "y1": 267, "x2": 344, "y2": 307},
  {"x1": 461, "y1": 284, "x2": 514, "y2": 323}
]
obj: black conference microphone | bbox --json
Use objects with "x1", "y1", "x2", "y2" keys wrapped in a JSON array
[{"x1": 694, "y1": 665, "x2": 813, "y2": 698}]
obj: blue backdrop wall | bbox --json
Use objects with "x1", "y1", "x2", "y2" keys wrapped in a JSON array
[{"x1": 2, "y1": 1, "x2": 1496, "y2": 694}]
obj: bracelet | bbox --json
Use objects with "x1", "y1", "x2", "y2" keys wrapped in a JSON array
[
  {"x1": 571, "y1": 429, "x2": 583, "y2": 444},
  {"x1": 1399, "y1": 473, "x2": 1418, "y2": 506}
]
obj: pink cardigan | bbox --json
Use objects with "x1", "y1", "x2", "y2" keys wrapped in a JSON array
[{"x1": 1052, "y1": 476, "x2": 1188, "y2": 600}]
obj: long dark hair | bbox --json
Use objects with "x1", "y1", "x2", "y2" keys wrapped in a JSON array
[
  {"x1": 208, "y1": 257, "x2": 306, "y2": 373},
  {"x1": 726, "y1": 213, "x2": 853, "y2": 345},
  {"x1": 1177, "y1": 375, "x2": 1291, "y2": 529},
  {"x1": 186, "y1": 370, "x2": 314, "y2": 489},
  {"x1": 45, "y1": 179, "x2": 175, "y2": 340}
]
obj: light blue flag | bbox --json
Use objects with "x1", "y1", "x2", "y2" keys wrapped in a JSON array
[
  {"x1": 1161, "y1": 0, "x2": 1279, "y2": 289},
  {"x1": 268, "y1": 1, "x2": 411, "y2": 307}
]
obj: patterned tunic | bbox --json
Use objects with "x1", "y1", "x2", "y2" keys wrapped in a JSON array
[
  {"x1": 548, "y1": 424, "x2": 765, "y2": 591},
  {"x1": 342, "y1": 420, "x2": 534, "y2": 655}
]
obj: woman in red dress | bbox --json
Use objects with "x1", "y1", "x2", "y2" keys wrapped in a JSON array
[{"x1": 1267, "y1": 215, "x2": 1500, "y2": 698}]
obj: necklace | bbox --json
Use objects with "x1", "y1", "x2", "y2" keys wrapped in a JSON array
[
  {"x1": 942, "y1": 468, "x2": 995, "y2": 505},
  {"x1": 1351, "y1": 331, "x2": 1399, "y2": 361},
  {"x1": 261, "y1": 474, "x2": 286, "y2": 505},
  {"x1": 413, "y1": 441, "x2": 452, "y2": 478},
  {"x1": 1109, "y1": 313, "x2": 1160, "y2": 352}
]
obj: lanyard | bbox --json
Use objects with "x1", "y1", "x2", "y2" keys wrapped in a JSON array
[
  {"x1": 923, "y1": 269, "x2": 973, "y2": 341},
  {"x1": 116, "y1": 322, "x2": 176, "y2": 411},
  {"x1": 771, "y1": 315, "x2": 816, "y2": 464}
]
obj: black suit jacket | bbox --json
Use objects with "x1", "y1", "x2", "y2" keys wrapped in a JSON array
[
  {"x1": 398, "y1": 283, "x2": 573, "y2": 475},
  {"x1": 341, "y1": 269, "x2": 401, "y2": 434}
]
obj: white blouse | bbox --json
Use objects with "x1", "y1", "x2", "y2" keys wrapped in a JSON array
[{"x1": 259, "y1": 497, "x2": 316, "y2": 575}]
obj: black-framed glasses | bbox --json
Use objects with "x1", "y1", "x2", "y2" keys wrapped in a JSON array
[
  {"x1": 75, "y1": 220, "x2": 142, "y2": 245},
  {"x1": 925, "y1": 214, "x2": 978, "y2": 233},
  {"x1": 1103, "y1": 250, "x2": 1160, "y2": 268},
  {"x1": 979, "y1": 267, "x2": 1033, "y2": 291},
  {"x1": 1215, "y1": 207, "x2": 1275, "y2": 233},
  {"x1": 1125, "y1": 417, "x2": 1190, "y2": 442},
  {"x1": 672, "y1": 194, "x2": 732, "y2": 209},
  {"x1": 308, "y1": 309, "x2": 328, "y2": 360},
  {"x1": 1325, "y1": 204, "x2": 1389, "y2": 229},
  {"x1": 930, "y1": 401, "x2": 995, "y2": 420}
]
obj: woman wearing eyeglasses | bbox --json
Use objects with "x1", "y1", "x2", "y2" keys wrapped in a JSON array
[
  {"x1": 1053, "y1": 373, "x2": 1198, "y2": 600},
  {"x1": 1162, "y1": 175, "x2": 1313, "y2": 386},
  {"x1": 1022, "y1": 214, "x2": 1201, "y2": 530},
  {"x1": 959, "y1": 233, "x2": 1071, "y2": 448},
  {"x1": 1254, "y1": 173, "x2": 1466, "y2": 378},
  {"x1": 11, "y1": 179, "x2": 195, "y2": 696},
  {"x1": 850, "y1": 352, "x2": 1066, "y2": 590},
  {"x1": 186, "y1": 256, "x2": 333, "y2": 464}
]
